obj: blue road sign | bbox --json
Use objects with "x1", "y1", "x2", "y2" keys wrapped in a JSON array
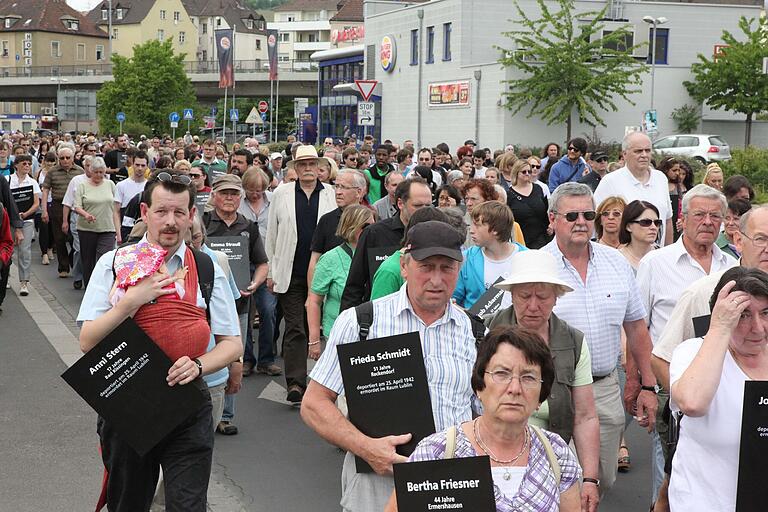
[
  {"x1": 169, "y1": 112, "x2": 180, "y2": 123},
  {"x1": 183, "y1": 108, "x2": 194, "y2": 120},
  {"x1": 261, "y1": 112, "x2": 267, "y2": 122},
  {"x1": 116, "y1": 112, "x2": 126, "y2": 123},
  {"x1": 230, "y1": 109, "x2": 239, "y2": 122},
  {"x1": 211, "y1": 106, "x2": 218, "y2": 116}
]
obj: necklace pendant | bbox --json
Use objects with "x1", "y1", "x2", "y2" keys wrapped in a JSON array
[{"x1": 503, "y1": 469, "x2": 511, "y2": 481}]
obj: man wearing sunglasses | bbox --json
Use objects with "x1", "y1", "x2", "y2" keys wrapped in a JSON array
[
  {"x1": 542, "y1": 182, "x2": 659, "y2": 501},
  {"x1": 548, "y1": 137, "x2": 588, "y2": 191},
  {"x1": 579, "y1": 150, "x2": 609, "y2": 192},
  {"x1": 594, "y1": 131, "x2": 674, "y2": 246}
]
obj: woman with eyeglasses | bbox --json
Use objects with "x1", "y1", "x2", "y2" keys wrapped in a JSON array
[
  {"x1": 384, "y1": 325, "x2": 582, "y2": 512},
  {"x1": 307, "y1": 205, "x2": 374, "y2": 361},
  {"x1": 716, "y1": 198, "x2": 751, "y2": 259},
  {"x1": 508, "y1": 160, "x2": 550, "y2": 249},
  {"x1": 595, "y1": 196, "x2": 626, "y2": 249}
]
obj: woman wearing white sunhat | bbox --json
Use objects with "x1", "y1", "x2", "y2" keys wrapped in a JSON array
[{"x1": 485, "y1": 249, "x2": 601, "y2": 512}]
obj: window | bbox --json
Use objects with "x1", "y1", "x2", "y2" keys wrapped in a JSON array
[
  {"x1": 308, "y1": 33, "x2": 317, "y2": 42},
  {"x1": 256, "y1": 39, "x2": 261, "y2": 50},
  {"x1": 201, "y1": 50, "x2": 207, "y2": 60},
  {"x1": 676, "y1": 136, "x2": 698, "y2": 148},
  {"x1": 278, "y1": 53, "x2": 289, "y2": 62},
  {"x1": 443, "y1": 22, "x2": 452, "y2": 61},
  {"x1": 160, "y1": 10, "x2": 166, "y2": 20},
  {"x1": 1, "y1": 41, "x2": 7, "y2": 57},
  {"x1": 426, "y1": 26, "x2": 434, "y2": 63},
  {"x1": 247, "y1": 19, "x2": 254, "y2": 30},
  {"x1": 96, "y1": 45, "x2": 104, "y2": 61},
  {"x1": 51, "y1": 41, "x2": 61, "y2": 58},
  {"x1": 173, "y1": 11, "x2": 180, "y2": 22},
  {"x1": 287, "y1": 15, "x2": 295, "y2": 22},
  {"x1": 101, "y1": 8, "x2": 108, "y2": 20},
  {"x1": 157, "y1": 29, "x2": 165, "y2": 41},
  {"x1": 76, "y1": 43, "x2": 86, "y2": 61},
  {"x1": 113, "y1": 28, "x2": 118, "y2": 39},
  {"x1": 647, "y1": 27, "x2": 669, "y2": 65},
  {"x1": 216, "y1": 17, "x2": 221, "y2": 27},
  {"x1": 23, "y1": 102, "x2": 30, "y2": 114},
  {"x1": 201, "y1": 22, "x2": 207, "y2": 34},
  {"x1": 4, "y1": 18, "x2": 12, "y2": 29},
  {"x1": 116, "y1": 8, "x2": 123, "y2": 20},
  {"x1": 410, "y1": 29, "x2": 418, "y2": 65},
  {"x1": 179, "y1": 31, "x2": 186, "y2": 44},
  {"x1": 2, "y1": 102, "x2": 9, "y2": 114},
  {"x1": 602, "y1": 30, "x2": 633, "y2": 53},
  {"x1": 279, "y1": 32, "x2": 289, "y2": 42}
]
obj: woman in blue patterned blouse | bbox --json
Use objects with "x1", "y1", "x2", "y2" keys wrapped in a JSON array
[{"x1": 385, "y1": 326, "x2": 582, "y2": 512}]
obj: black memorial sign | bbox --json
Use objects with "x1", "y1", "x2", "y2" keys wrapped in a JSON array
[
  {"x1": 469, "y1": 277, "x2": 505, "y2": 317},
  {"x1": 337, "y1": 332, "x2": 435, "y2": 473},
  {"x1": 207, "y1": 235, "x2": 250, "y2": 291},
  {"x1": 736, "y1": 380, "x2": 768, "y2": 511},
  {"x1": 394, "y1": 455, "x2": 496, "y2": 512},
  {"x1": 61, "y1": 318, "x2": 204, "y2": 456},
  {"x1": 194, "y1": 191, "x2": 211, "y2": 219}
]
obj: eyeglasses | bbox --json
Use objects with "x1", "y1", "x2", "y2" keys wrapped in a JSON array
[
  {"x1": 485, "y1": 370, "x2": 543, "y2": 388},
  {"x1": 567, "y1": 146, "x2": 581, "y2": 153},
  {"x1": 334, "y1": 183, "x2": 360, "y2": 191},
  {"x1": 630, "y1": 218, "x2": 663, "y2": 228},
  {"x1": 530, "y1": 164, "x2": 541, "y2": 169},
  {"x1": 689, "y1": 211, "x2": 723, "y2": 223},
  {"x1": 600, "y1": 210, "x2": 622, "y2": 218},
  {"x1": 740, "y1": 232, "x2": 768, "y2": 248},
  {"x1": 554, "y1": 210, "x2": 596, "y2": 222},
  {"x1": 519, "y1": 170, "x2": 532, "y2": 175},
  {"x1": 155, "y1": 171, "x2": 191, "y2": 185}
]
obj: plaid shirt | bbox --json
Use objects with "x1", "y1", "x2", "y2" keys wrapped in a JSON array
[{"x1": 408, "y1": 425, "x2": 581, "y2": 511}]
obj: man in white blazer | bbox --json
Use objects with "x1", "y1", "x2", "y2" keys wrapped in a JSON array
[{"x1": 266, "y1": 145, "x2": 337, "y2": 403}]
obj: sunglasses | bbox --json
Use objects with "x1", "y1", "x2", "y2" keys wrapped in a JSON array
[
  {"x1": 530, "y1": 164, "x2": 541, "y2": 169},
  {"x1": 519, "y1": 170, "x2": 533, "y2": 175},
  {"x1": 155, "y1": 171, "x2": 191, "y2": 185},
  {"x1": 630, "y1": 218, "x2": 663, "y2": 228},
  {"x1": 556, "y1": 210, "x2": 596, "y2": 222},
  {"x1": 567, "y1": 146, "x2": 581, "y2": 153}
]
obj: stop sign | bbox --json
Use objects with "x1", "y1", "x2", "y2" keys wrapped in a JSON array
[{"x1": 258, "y1": 101, "x2": 269, "y2": 113}]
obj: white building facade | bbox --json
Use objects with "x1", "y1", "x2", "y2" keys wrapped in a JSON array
[
  {"x1": 364, "y1": 0, "x2": 763, "y2": 150},
  {"x1": 269, "y1": 0, "x2": 340, "y2": 67}
]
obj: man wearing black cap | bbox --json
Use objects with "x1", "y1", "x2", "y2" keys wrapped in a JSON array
[
  {"x1": 302, "y1": 220, "x2": 477, "y2": 512},
  {"x1": 579, "y1": 150, "x2": 609, "y2": 192}
]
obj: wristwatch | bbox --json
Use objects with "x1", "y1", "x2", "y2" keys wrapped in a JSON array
[
  {"x1": 583, "y1": 477, "x2": 600, "y2": 486},
  {"x1": 193, "y1": 358, "x2": 203, "y2": 378},
  {"x1": 641, "y1": 385, "x2": 658, "y2": 393}
]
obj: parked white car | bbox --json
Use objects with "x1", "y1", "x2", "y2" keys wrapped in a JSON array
[{"x1": 652, "y1": 134, "x2": 731, "y2": 163}]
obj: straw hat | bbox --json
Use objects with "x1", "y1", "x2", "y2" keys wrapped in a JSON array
[
  {"x1": 286, "y1": 145, "x2": 332, "y2": 170},
  {"x1": 495, "y1": 250, "x2": 573, "y2": 293}
]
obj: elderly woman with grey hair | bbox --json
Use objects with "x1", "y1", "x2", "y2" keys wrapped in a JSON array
[
  {"x1": 485, "y1": 249, "x2": 600, "y2": 512},
  {"x1": 72, "y1": 156, "x2": 120, "y2": 286}
]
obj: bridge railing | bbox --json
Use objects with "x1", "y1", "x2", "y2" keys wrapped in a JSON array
[{"x1": 0, "y1": 59, "x2": 318, "y2": 79}]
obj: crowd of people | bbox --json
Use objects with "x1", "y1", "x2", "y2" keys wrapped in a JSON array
[{"x1": 0, "y1": 127, "x2": 764, "y2": 512}]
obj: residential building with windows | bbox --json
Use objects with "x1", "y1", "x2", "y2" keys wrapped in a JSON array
[
  {"x1": 365, "y1": 0, "x2": 763, "y2": 149},
  {"x1": 88, "y1": 0, "x2": 197, "y2": 58},
  {"x1": 269, "y1": 0, "x2": 340, "y2": 68},
  {"x1": 182, "y1": 0, "x2": 268, "y2": 67},
  {"x1": 329, "y1": 0, "x2": 364, "y2": 49}
]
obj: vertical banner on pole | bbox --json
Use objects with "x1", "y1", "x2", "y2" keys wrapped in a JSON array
[
  {"x1": 216, "y1": 28, "x2": 234, "y2": 142},
  {"x1": 231, "y1": 27, "x2": 237, "y2": 142},
  {"x1": 267, "y1": 30, "x2": 278, "y2": 142}
]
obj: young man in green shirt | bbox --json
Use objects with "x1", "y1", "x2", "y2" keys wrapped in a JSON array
[{"x1": 361, "y1": 145, "x2": 393, "y2": 204}]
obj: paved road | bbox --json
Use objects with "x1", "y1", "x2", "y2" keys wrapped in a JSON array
[{"x1": 3, "y1": 251, "x2": 654, "y2": 511}]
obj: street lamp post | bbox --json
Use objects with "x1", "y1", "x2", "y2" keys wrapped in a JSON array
[{"x1": 642, "y1": 16, "x2": 668, "y2": 124}]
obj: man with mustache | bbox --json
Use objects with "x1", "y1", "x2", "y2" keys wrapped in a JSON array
[
  {"x1": 635, "y1": 184, "x2": 737, "y2": 510},
  {"x1": 541, "y1": 182, "x2": 658, "y2": 502},
  {"x1": 266, "y1": 145, "x2": 336, "y2": 403},
  {"x1": 594, "y1": 131, "x2": 674, "y2": 246}
]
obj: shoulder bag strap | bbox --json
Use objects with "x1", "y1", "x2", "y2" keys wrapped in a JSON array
[
  {"x1": 530, "y1": 425, "x2": 561, "y2": 485},
  {"x1": 444, "y1": 425, "x2": 457, "y2": 459}
]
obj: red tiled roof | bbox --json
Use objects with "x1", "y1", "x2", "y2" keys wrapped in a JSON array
[
  {"x1": 0, "y1": 0, "x2": 107, "y2": 37},
  {"x1": 330, "y1": 0, "x2": 362, "y2": 22}
]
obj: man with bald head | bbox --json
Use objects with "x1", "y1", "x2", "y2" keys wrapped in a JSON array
[
  {"x1": 41, "y1": 146, "x2": 84, "y2": 276},
  {"x1": 594, "y1": 131, "x2": 674, "y2": 245}
]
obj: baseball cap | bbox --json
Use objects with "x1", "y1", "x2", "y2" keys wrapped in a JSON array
[
  {"x1": 403, "y1": 221, "x2": 463, "y2": 262},
  {"x1": 270, "y1": 152, "x2": 283, "y2": 160},
  {"x1": 212, "y1": 174, "x2": 243, "y2": 193},
  {"x1": 592, "y1": 151, "x2": 608, "y2": 161},
  {"x1": 464, "y1": 140, "x2": 476, "y2": 146}
]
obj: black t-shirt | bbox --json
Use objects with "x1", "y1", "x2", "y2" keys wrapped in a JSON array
[
  {"x1": 110, "y1": 166, "x2": 129, "y2": 184},
  {"x1": 507, "y1": 184, "x2": 551, "y2": 249},
  {"x1": 310, "y1": 207, "x2": 343, "y2": 254},
  {"x1": 104, "y1": 149, "x2": 127, "y2": 171},
  {"x1": 293, "y1": 180, "x2": 324, "y2": 278}
]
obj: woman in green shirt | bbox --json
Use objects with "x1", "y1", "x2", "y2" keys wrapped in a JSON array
[
  {"x1": 307, "y1": 205, "x2": 374, "y2": 360},
  {"x1": 73, "y1": 156, "x2": 120, "y2": 287}
]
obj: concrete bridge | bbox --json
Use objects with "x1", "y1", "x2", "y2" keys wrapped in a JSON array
[{"x1": 0, "y1": 60, "x2": 318, "y2": 102}]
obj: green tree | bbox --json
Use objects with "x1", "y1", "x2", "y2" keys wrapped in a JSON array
[
  {"x1": 498, "y1": 0, "x2": 647, "y2": 140},
  {"x1": 97, "y1": 39, "x2": 198, "y2": 135},
  {"x1": 670, "y1": 104, "x2": 701, "y2": 133},
  {"x1": 684, "y1": 16, "x2": 768, "y2": 146}
]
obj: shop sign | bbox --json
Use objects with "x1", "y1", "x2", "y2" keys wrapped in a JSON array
[
  {"x1": 428, "y1": 80, "x2": 470, "y2": 107},
  {"x1": 380, "y1": 35, "x2": 396, "y2": 72}
]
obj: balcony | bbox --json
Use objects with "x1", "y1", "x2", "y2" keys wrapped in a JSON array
[
  {"x1": 268, "y1": 20, "x2": 330, "y2": 32},
  {"x1": 293, "y1": 41, "x2": 330, "y2": 52}
]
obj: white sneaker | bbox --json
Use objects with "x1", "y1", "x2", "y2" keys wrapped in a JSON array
[
  {"x1": 19, "y1": 282, "x2": 29, "y2": 296},
  {"x1": 42, "y1": 254, "x2": 49, "y2": 265}
]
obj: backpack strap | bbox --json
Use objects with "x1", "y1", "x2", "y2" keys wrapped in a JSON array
[
  {"x1": 190, "y1": 247, "x2": 214, "y2": 325},
  {"x1": 340, "y1": 243, "x2": 353, "y2": 259},
  {"x1": 464, "y1": 310, "x2": 487, "y2": 349},
  {"x1": 444, "y1": 426, "x2": 458, "y2": 460},
  {"x1": 530, "y1": 425, "x2": 561, "y2": 485},
  {"x1": 354, "y1": 300, "x2": 374, "y2": 341}
]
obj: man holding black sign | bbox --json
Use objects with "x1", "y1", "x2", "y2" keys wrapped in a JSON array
[
  {"x1": 302, "y1": 220, "x2": 477, "y2": 512},
  {"x1": 77, "y1": 170, "x2": 242, "y2": 512}
]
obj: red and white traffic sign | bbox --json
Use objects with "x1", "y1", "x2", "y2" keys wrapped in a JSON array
[
  {"x1": 258, "y1": 101, "x2": 269, "y2": 113},
  {"x1": 355, "y1": 80, "x2": 378, "y2": 102}
]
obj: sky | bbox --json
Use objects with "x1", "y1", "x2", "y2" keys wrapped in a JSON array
[{"x1": 67, "y1": 0, "x2": 100, "y2": 11}]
